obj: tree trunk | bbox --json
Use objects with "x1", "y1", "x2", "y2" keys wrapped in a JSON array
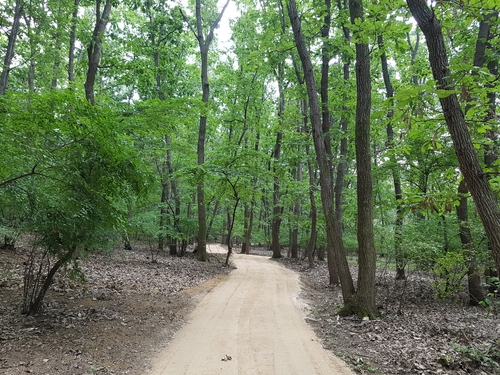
[
  {"x1": 290, "y1": 162, "x2": 301, "y2": 259},
  {"x1": 287, "y1": 0, "x2": 355, "y2": 302},
  {"x1": 271, "y1": 73, "x2": 284, "y2": 259},
  {"x1": 25, "y1": 247, "x2": 76, "y2": 315},
  {"x1": 158, "y1": 167, "x2": 170, "y2": 251},
  {"x1": 338, "y1": 0, "x2": 378, "y2": 318},
  {"x1": 407, "y1": 0, "x2": 500, "y2": 274},
  {"x1": 304, "y1": 145, "x2": 317, "y2": 269},
  {"x1": 0, "y1": 0, "x2": 23, "y2": 95},
  {"x1": 378, "y1": 34, "x2": 406, "y2": 280},
  {"x1": 320, "y1": 0, "x2": 340, "y2": 286},
  {"x1": 84, "y1": 0, "x2": 112, "y2": 105},
  {"x1": 68, "y1": 0, "x2": 80, "y2": 85},
  {"x1": 242, "y1": 201, "x2": 254, "y2": 254},
  {"x1": 186, "y1": 0, "x2": 230, "y2": 261},
  {"x1": 225, "y1": 198, "x2": 240, "y2": 266},
  {"x1": 457, "y1": 180, "x2": 485, "y2": 305}
]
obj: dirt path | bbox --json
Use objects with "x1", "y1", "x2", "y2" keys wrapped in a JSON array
[{"x1": 148, "y1": 246, "x2": 353, "y2": 375}]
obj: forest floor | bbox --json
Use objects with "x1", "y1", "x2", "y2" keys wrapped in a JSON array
[{"x1": 0, "y1": 242, "x2": 499, "y2": 374}]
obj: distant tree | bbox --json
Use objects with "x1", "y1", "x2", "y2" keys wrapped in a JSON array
[
  {"x1": 84, "y1": 0, "x2": 112, "y2": 105},
  {"x1": 407, "y1": 0, "x2": 500, "y2": 275},
  {"x1": 181, "y1": 0, "x2": 230, "y2": 261},
  {"x1": 0, "y1": 0, "x2": 23, "y2": 95}
]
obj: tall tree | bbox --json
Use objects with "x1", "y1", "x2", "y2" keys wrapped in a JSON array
[
  {"x1": 84, "y1": 0, "x2": 112, "y2": 105},
  {"x1": 377, "y1": 32, "x2": 405, "y2": 279},
  {"x1": 287, "y1": 0, "x2": 356, "y2": 309},
  {"x1": 0, "y1": 0, "x2": 23, "y2": 95},
  {"x1": 407, "y1": 0, "x2": 500, "y2": 274},
  {"x1": 68, "y1": 0, "x2": 80, "y2": 85},
  {"x1": 181, "y1": 0, "x2": 230, "y2": 261},
  {"x1": 343, "y1": 0, "x2": 378, "y2": 318}
]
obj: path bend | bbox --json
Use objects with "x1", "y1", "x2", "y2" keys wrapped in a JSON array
[{"x1": 149, "y1": 246, "x2": 353, "y2": 375}]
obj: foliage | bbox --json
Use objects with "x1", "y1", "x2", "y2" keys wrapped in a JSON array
[
  {"x1": 432, "y1": 251, "x2": 468, "y2": 299},
  {"x1": 1, "y1": 90, "x2": 149, "y2": 312},
  {"x1": 452, "y1": 342, "x2": 500, "y2": 370}
]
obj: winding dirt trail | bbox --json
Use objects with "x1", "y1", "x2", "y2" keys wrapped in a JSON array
[{"x1": 149, "y1": 245, "x2": 353, "y2": 375}]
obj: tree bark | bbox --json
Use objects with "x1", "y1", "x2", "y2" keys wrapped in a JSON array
[
  {"x1": 339, "y1": 0, "x2": 378, "y2": 318},
  {"x1": 84, "y1": 0, "x2": 112, "y2": 105},
  {"x1": 68, "y1": 0, "x2": 80, "y2": 85},
  {"x1": 458, "y1": 11, "x2": 498, "y2": 303},
  {"x1": 0, "y1": 0, "x2": 23, "y2": 95},
  {"x1": 407, "y1": 0, "x2": 500, "y2": 274},
  {"x1": 378, "y1": 34, "x2": 406, "y2": 280},
  {"x1": 289, "y1": 162, "x2": 301, "y2": 259},
  {"x1": 320, "y1": 0, "x2": 340, "y2": 286},
  {"x1": 304, "y1": 144, "x2": 317, "y2": 269},
  {"x1": 287, "y1": 0, "x2": 355, "y2": 302},
  {"x1": 456, "y1": 180, "x2": 485, "y2": 305},
  {"x1": 186, "y1": 0, "x2": 230, "y2": 261},
  {"x1": 271, "y1": 70, "x2": 284, "y2": 259}
]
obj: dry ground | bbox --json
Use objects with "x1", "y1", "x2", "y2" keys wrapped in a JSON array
[
  {"x1": 277, "y1": 256, "x2": 500, "y2": 375},
  {"x1": 149, "y1": 251, "x2": 353, "y2": 375},
  {"x1": 1, "y1": 243, "x2": 499, "y2": 374}
]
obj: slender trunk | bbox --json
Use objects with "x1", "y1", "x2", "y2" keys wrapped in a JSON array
[
  {"x1": 158, "y1": 156, "x2": 170, "y2": 252},
  {"x1": 241, "y1": 203, "x2": 250, "y2": 254},
  {"x1": 225, "y1": 197, "x2": 240, "y2": 266},
  {"x1": 305, "y1": 144, "x2": 317, "y2": 269},
  {"x1": 186, "y1": 0, "x2": 230, "y2": 261},
  {"x1": 27, "y1": 247, "x2": 76, "y2": 315},
  {"x1": 457, "y1": 180, "x2": 485, "y2": 305},
  {"x1": 378, "y1": 34, "x2": 405, "y2": 279},
  {"x1": 0, "y1": 0, "x2": 23, "y2": 95},
  {"x1": 50, "y1": 6, "x2": 63, "y2": 89},
  {"x1": 207, "y1": 200, "x2": 219, "y2": 243},
  {"x1": 320, "y1": 0, "x2": 340, "y2": 285},
  {"x1": 287, "y1": 0, "x2": 355, "y2": 300},
  {"x1": 339, "y1": 0, "x2": 378, "y2": 318},
  {"x1": 84, "y1": 0, "x2": 112, "y2": 105},
  {"x1": 243, "y1": 201, "x2": 254, "y2": 255},
  {"x1": 271, "y1": 75, "x2": 284, "y2": 259},
  {"x1": 407, "y1": 0, "x2": 500, "y2": 274},
  {"x1": 68, "y1": 0, "x2": 80, "y2": 85},
  {"x1": 327, "y1": 0, "x2": 352, "y2": 286}
]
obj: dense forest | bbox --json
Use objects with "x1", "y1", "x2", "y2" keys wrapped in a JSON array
[{"x1": 0, "y1": 0, "x2": 499, "y2": 322}]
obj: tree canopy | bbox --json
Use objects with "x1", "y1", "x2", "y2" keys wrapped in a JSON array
[{"x1": 0, "y1": 0, "x2": 499, "y2": 315}]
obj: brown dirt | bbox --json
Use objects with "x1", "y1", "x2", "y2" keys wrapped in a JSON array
[
  {"x1": 276, "y1": 256, "x2": 500, "y2": 375},
  {"x1": 1, "y1": 243, "x2": 499, "y2": 375},
  {"x1": 0, "y1": 243, "x2": 231, "y2": 375},
  {"x1": 149, "y1": 250, "x2": 353, "y2": 375}
]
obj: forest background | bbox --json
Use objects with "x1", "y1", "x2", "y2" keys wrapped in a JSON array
[{"x1": 0, "y1": 0, "x2": 499, "y2": 371}]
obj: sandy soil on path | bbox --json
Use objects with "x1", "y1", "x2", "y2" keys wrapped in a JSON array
[{"x1": 148, "y1": 246, "x2": 353, "y2": 375}]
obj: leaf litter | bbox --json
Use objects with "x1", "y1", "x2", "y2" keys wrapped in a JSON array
[
  {"x1": 0, "y1": 242, "x2": 230, "y2": 374},
  {"x1": 1, "y1": 243, "x2": 499, "y2": 375},
  {"x1": 276, "y1": 255, "x2": 500, "y2": 375}
]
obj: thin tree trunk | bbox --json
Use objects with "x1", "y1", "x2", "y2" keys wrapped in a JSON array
[
  {"x1": 304, "y1": 144, "x2": 317, "y2": 269},
  {"x1": 271, "y1": 74, "x2": 284, "y2": 259},
  {"x1": 378, "y1": 34, "x2": 405, "y2": 280},
  {"x1": 320, "y1": 0, "x2": 340, "y2": 285},
  {"x1": 287, "y1": 0, "x2": 355, "y2": 301},
  {"x1": 331, "y1": 0, "x2": 352, "y2": 286},
  {"x1": 457, "y1": 180, "x2": 485, "y2": 305},
  {"x1": 407, "y1": 0, "x2": 500, "y2": 274},
  {"x1": 84, "y1": 0, "x2": 111, "y2": 105},
  {"x1": 167, "y1": 143, "x2": 180, "y2": 256},
  {"x1": 68, "y1": 0, "x2": 80, "y2": 85},
  {"x1": 0, "y1": 0, "x2": 23, "y2": 95},
  {"x1": 182, "y1": 0, "x2": 230, "y2": 261},
  {"x1": 207, "y1": 200, "x2": 219, "y2": 243},
  {"x1": 27, "y1": 247, "x2": 76, "y2": 315},
  {"x1": 340, "y1": 0, "x2": 378, "y2": 318}
]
